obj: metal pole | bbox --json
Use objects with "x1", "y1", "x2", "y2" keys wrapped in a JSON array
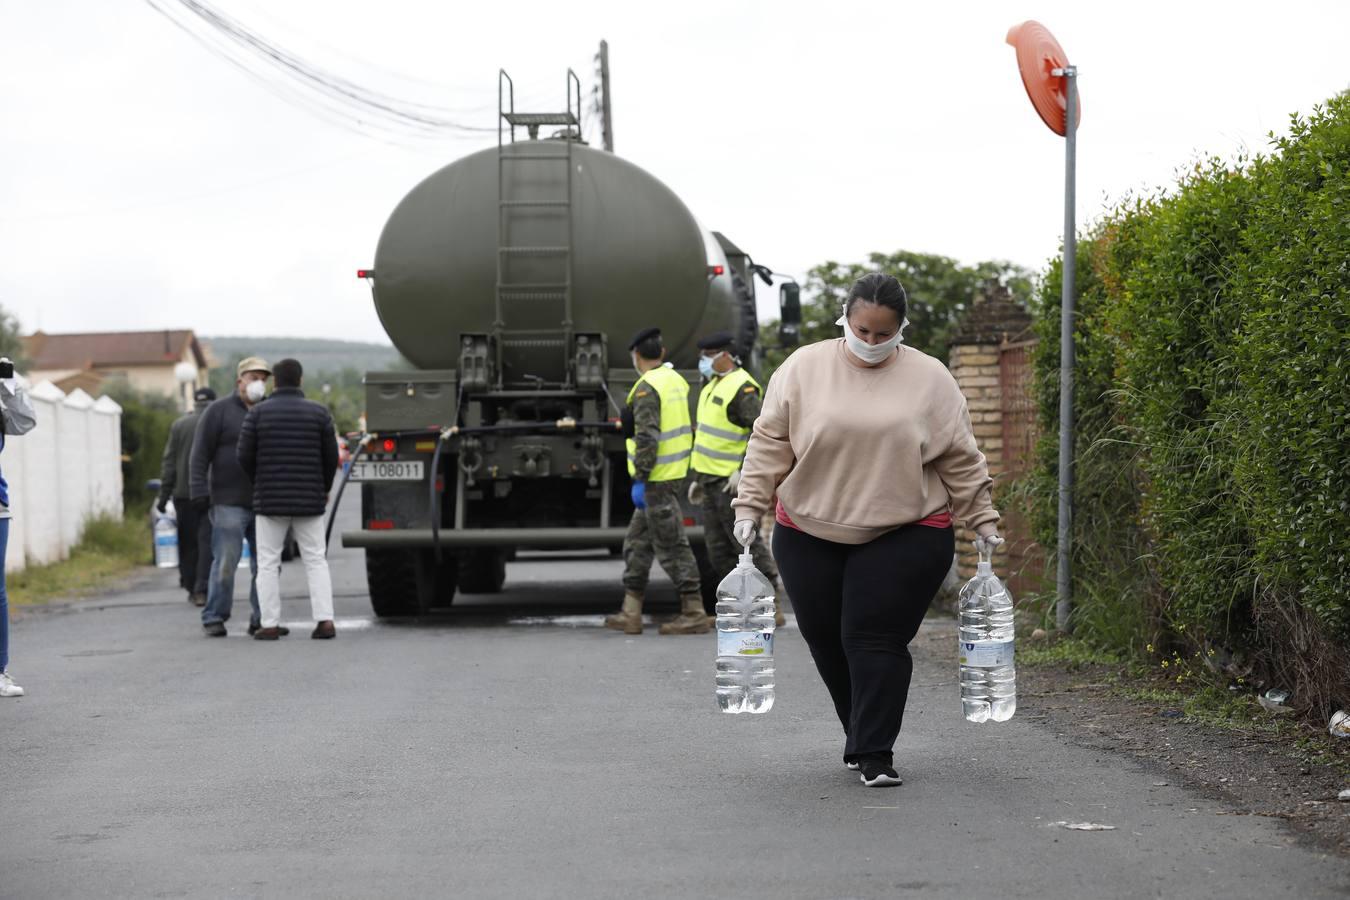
[
  {"x1": 599, "y1": 40, "x2": 614, "y2": 152},
  {"x1": 1056, "y1": 66, "x2": 1077, "y2": 632}
]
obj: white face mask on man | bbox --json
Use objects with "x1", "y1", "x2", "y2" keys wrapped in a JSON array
[
  {"x1": 245, "y1": 380, "x2": 266, "y2": 403},
  {"x1": 836, "y1": 305, "x2": 910, "y2": 365}
]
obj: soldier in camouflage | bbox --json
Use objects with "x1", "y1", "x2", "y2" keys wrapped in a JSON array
[
  {"x1": 605, "y1": 327, "x2": 709, "y2": 636},
  {"x1": 689, "y1": 331, "x2": 787, "y2": 626}
]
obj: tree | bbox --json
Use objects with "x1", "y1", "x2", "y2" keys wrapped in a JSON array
[
  {"x1": 759, "y1": 250, "x2": 1035, "y2": 374},
  {"x1": 0, "y1": 303, "x2": 28, "y2": 367}
]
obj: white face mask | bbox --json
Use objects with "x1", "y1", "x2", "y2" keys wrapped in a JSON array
[
  {"x1": 836, "y1": 305, "x2": 910, "y2": 365},
  {"x1": 245, "y1": 380, "x2": 266, "y2": 403},
  {"x1": 631, "y1": 354, "x2": 643, "y2": 376}
]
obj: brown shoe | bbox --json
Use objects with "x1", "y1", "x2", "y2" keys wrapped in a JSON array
[
  {"x1": 252, "y1": 627, "x2": 282, "y2": 641},
  {"x1": 603, "y1": 592, "x2": 644, "y2": 635},
  {"x1": 312, "y1": 620, "x2": 336, "y2": 640},
  {"x1": 659, "y1": 593, "x2": 713, "y2": 635}
]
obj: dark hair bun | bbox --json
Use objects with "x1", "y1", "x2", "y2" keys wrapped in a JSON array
[{"x1": 845, "y1": 272, "x2": 907, "y2": 320}]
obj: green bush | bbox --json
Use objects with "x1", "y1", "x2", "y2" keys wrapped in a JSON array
[
  {"x1": 100, "y1": 381, "x2": 180, "y2": 510},
  {"x1": 1029, "y1": 93, "x2": 1350, "y2": 714}
]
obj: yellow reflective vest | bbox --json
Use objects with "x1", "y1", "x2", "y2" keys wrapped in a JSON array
[
  {"x1": 692, "y1": 367, "x2": 761, "y2": 477},
  {"x1": 625, "y1": 364, "x2": 693, "y2": 483}
]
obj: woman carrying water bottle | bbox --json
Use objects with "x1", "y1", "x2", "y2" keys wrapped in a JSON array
[{"x1": 732, "y1": 273, "x2": 1003, "y2": 787}]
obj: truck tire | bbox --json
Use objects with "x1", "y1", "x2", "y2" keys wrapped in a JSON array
[
  {"x1": 458, "y1": 549, "x2": 508, "y2": 594},
  {"x1": 690, "y1": 543, "x2": 720, "y2": 615},
  {"x1": 366, "y1": 548, "x2": 435, "y2": 617}
]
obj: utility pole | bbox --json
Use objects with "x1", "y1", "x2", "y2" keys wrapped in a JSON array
[{"x1": 598, "y1": 39, "x2": 614, "y2": 152}]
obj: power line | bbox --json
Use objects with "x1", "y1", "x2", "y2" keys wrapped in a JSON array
[{"x1": 142, "y1": 0, "x2": 500, "y2": 144}]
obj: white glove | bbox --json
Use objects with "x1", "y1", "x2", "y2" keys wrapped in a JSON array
[
  {"x1": 722, "y1": 468, "x2": 742, "y2": 495},
  {"x1": 974, "y1": 532, "x2": 1005, "y2": 557},
  {"x1": 687, "y1": 479, "x2": 706, "y2": 506},
  {"x1": 733, "y1": 519, "x2": 757, "y2": 548}
]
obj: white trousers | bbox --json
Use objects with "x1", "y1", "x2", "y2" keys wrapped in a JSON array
[{"x1": 255, "y1": 514, "x2": 334, "y2": 628}]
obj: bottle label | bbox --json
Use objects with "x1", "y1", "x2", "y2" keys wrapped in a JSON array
[
  {"x1": 959, "y1": 639, "x2": 1014, "y2": 667},
  {"x1": 718, "y1": 631, "x2": 773, "y2": 657}
]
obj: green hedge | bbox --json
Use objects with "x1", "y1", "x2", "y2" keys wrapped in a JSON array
[{"x1": 1029, "y1": 94, "x2": 1349, "y2": 711}]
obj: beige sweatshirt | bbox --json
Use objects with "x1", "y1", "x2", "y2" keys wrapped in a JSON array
[{"x1": 732, "y1": 339, "x2": 999, "y2": 545}]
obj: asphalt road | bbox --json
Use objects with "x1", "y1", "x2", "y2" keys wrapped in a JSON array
[{"x1": 3, "y1": 496, "x2": 1348, "y2": 899}]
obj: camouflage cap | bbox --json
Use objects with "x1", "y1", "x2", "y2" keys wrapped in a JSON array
[{"x1": 236, "y1": 356, "x2": 272, "y2": 378}]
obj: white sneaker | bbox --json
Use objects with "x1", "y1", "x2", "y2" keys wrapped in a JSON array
[{"x1": 0, "y1": 671, "x2": 24, "y2": 698}]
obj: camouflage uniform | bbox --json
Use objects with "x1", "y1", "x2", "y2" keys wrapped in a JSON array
[
  {"x1": 622, "y1": 384, "x2": 700, "y2": 596},
  {"x1": 692, "y1": 377, "x2": 779, "y2": 582}
]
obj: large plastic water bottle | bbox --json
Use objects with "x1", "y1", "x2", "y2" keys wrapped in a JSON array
[
  {"x1": 959, "y1": 547, "x2": 1016, "y2": 722},
  {"x1": 153, "y1": 514, "x2": 178, "y2": 569},
  {"x1": 715, "y1": 546, "x2": 776, "y2": 714}
]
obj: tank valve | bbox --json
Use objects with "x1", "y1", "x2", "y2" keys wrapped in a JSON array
[{"x1": 460, "y1": 437, "x2": 483, "y2": 487}]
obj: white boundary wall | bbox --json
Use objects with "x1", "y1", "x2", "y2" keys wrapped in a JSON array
[{"x1": 4, "y1": 382, "x2": 123, "y2": 573}]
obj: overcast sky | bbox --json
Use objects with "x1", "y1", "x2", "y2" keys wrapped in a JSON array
[{"x1": 2, "y1": 0, "x2": 1346, "y2": 347}]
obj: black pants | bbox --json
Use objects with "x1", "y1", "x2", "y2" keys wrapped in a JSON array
[
  {"x1": 773, "y1": 522, "x2": 954, "y2": 764},
  {"x1": 174, "y1": 498, "x2": 214, "y2": 595}
]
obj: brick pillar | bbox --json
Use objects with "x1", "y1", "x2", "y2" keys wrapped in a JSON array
[{"x1": 947, "y1": 343, "x2": 1007, "y2": 583}]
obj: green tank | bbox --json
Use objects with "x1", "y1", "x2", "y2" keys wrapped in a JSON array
[
  {"x1": 341, "y1": 71, "x2": 791, "y2": 618},
  {"x1": 371, "y1": 141, "x2": 757, "y2": 376}
]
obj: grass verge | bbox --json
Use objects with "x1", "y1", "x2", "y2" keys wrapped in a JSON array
[
  {"x1": 8, "y1": 515, "x2": 150, "y2": 606},
  {"x1": 1020, "y1": 634, "x2": 1350, "y2": 779}
]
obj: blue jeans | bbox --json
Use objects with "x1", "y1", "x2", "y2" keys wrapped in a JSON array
[
  {"x1": 0, "y1": 517, "x2": 9, "y2": 671},
  {"x1": 201, "y1": 505, "x2": 260, "y2": 629}
]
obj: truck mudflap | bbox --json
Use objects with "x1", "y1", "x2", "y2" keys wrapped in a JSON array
[{"x1": 342, "y1": 526, "x2": 707, "y2": 550}]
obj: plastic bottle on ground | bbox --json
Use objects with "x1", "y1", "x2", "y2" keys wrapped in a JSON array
[
  {"x1": 959, "y1": 547, "x2": 1016, "y2": 723},
  {"x1": 715, "y1": 546, "x2": 776, "y2": 714}
]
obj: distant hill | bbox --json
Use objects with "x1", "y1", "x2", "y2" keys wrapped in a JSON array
[{"x1": 201, "y1": 336, "x2": 408, "y2": 375}]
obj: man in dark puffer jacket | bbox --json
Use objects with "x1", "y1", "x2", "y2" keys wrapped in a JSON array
[{"x1": 237, "y1": 358, "x2": 339, "y2": 640}]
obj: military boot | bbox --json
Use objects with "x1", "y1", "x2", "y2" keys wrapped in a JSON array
[
  {"x1": 604, "y1": 592, "x2": 644, "y2": 635},
  {"x1": 660, "y1": 592, "x2": 714, "y2": 635}
]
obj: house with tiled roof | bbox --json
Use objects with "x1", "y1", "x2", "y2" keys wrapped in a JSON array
[{"x1": 24, "y1": 329, "x2": 209, "y2": 409}]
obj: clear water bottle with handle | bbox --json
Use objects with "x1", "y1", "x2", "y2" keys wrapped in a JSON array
[
  {"x1": 958, "y1": 545, "x2": 1016, "y2": 722},
  {"x1": 715, "y1": 544, "x2": 776, "y2": 714},
  {"x1": 153, "y1": 512, "x2": 179, "y2": 569}
]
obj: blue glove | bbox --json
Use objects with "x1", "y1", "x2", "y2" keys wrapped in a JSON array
[{"x1": 630, "y1": 481, "x2": 647, "y2": 510}]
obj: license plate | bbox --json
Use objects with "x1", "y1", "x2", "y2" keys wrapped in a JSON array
[{"x1": 349, "y1": 460, "x2": 425, "y2": 482}]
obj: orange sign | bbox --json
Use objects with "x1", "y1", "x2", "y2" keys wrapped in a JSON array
[{"x1": 1006, "y1": 21, "x2": 1082, "y2": 136}]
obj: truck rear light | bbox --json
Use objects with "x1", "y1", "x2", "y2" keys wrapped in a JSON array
[
  {"x1": 367, "y1": 519, "x2": 395, "y2": 530},
  {"x1": 682, "y1": 517, "x2": 695, "y2": 527},
  {"x1": 382, "y1": 438, "x2": 396, "y2": 453},
  {"x1": 414, "y1": 440, "x2": 436, "y2": 452},
  {"x1": 707, "y1": 265, "x2": 724, "y2": 277}
]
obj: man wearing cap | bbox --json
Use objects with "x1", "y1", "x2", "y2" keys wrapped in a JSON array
[
  {"x1": 689, "y1": 331, "x2": 787, "y2": 626},
  {"x1": 605, "y1": 327, "x2": 708, "y2": 636},
  {"x1": 189, "y1": 357, "x2": 273, "y2": 637},
  {"x1": 157, "y1": 386, "x2": 218, "y2": 606}
]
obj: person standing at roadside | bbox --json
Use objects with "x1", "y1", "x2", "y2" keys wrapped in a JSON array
[
  {"x1": 604, "y1": 327, "x2": 708, "y2": 636},
  {"x1": 237, "y1": 358, "x2": 339, "y2": 641},
  {"x1": 157, "y1": 386, "x2": 216, "y2": 607},
  {"x1": 190, "y1": 358, "x2": 271, "y2": 638},
  {"x1": 687, "y1": 331, "x2": 786, "y2": 626},
  {"x1": 732, "y1": 273, "x2": 1003, "y2": 787},
  {"x1": 0, "y1": 358, "x2": 37, "y2": 698}
]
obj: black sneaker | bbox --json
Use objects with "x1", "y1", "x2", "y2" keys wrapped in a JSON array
[
  {"x1": 203, "y1": 622, "x2": 227, "y2": 637},
  {"x1": 859, "y1": 760, "x2": 902, "y2": 787}
]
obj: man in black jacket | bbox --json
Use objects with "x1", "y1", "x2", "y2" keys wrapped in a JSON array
[
  {"x1": 158, "y1": 386, "x2": 216, "y2": 607},
  {"x1": 191, "y1": 357, "x2": 270, "y2": 637},
  {"x1": 237, "y1": 358, "x2": 339, "y2": 640}
]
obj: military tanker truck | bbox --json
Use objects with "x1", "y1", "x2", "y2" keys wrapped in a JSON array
[{"x1": 340, "y1": 70, "x2": 801, "y2": 616}]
